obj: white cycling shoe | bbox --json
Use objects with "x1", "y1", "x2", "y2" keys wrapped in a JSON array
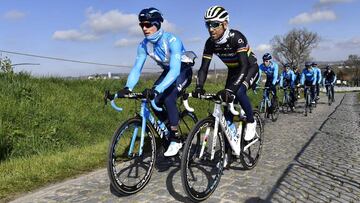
[
  {"x1": 244, "y1": 120, "x2": 257, "y2": 141},
  {"x1": 164, "y1": 141, "x2": 182, "y2": 157}
]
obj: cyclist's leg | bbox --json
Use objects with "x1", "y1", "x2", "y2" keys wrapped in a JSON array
[
  {"x1": 331, "y1": 84, "x2": 335, "y2": 101},
  {"x1": 164, "y1": 65, "x2": 192, "y2": 142},
  {"x1": 310, "y1": 85, "x2": 316, "y2": 102},
  {"x1": 290, "y1": 87, "x2": 295, "y2": 106}
]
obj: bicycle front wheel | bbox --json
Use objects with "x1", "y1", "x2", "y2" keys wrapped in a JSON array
[
  {"x1": 107, "y1": 117, "x2": 156, "y2": 195},
  {"x1": 181, "y1": 116, "x2": 225, "y2": 202}
]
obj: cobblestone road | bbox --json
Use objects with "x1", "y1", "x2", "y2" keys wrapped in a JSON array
[{"x1": 10, "y1": 93, "x2": 360, "y2": 203}]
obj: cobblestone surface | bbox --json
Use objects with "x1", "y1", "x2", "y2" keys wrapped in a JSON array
[{"x1": 9, "y1": 93, "x2": 360, "y2": 203}]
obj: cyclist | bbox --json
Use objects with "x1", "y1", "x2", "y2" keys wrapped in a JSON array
[
  {"x1": 279, "y1": 63, "x2": 296, "y2": 108},
  {"x1": 109, "y1": 8, "x2": 196, "y2": 157},
  {"x1": 300, "y1": 62, "x2": 317, "y2": 104},
  {"x1": 293, "y1": 66, "x2": 302, "y2": 100},
  {"x1": 311, "y1": 62, "x2": 322, "y2": 100},
  {"x1": 257, "y1": 53, "x2": 279, "y2": 98},
  {"x1": 192, "y1": 5, "x2": 259, "y2": 165},
  {"x1": 323, "y1": 65, "x2": 337, "y2": 102}
]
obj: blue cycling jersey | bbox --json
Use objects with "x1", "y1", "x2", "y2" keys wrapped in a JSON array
[
  {"x1": 300, "y1": 67, "x2": 317, "y2": 86},
  {"x1": 280, "y1": 69, "x2": 296, "y2": 88},
  {"x1": 313, "y1": 66, "x2": 322, "y2": 84},
  {"x1": 125, "y1": 29, "x2": 190, "y2": 93},
  {"x1": 258, "y1": 61, "x2": 279, "y2": 85}
]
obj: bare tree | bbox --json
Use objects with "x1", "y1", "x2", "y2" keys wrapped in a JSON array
[
  {"x1": 270, "y1": 28, "x2": 320, "y2": 68},
  {"x1": 0, "y1": 56, "x2": 13, "y2": 73},
  {"x1": 344, "y1": 54, "x2": 360, "y2": 86}
]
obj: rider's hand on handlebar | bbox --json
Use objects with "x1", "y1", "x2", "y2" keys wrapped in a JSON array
[
  {"x1": 216, "y1": 89, "x2": 235, "y2": 103},
  {"x1": 117, "y1": 87, "x2": 132, "y2": 98},
  {"x1": 142, "y1": 88, "x2": 159, "y2": 100},
  {"x1": 192, "y1": 86, "x2": 205, "y2": 98}
]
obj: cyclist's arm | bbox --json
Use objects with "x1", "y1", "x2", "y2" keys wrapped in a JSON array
[
  {"x1": 318, "y1": 69, "x2": 322, "y2": 84},
  {"x1": 154, "y1": 37, "x2": 182, "y2": 93},
  {"x1": 272, "y1": 63, "x2": 279, "y2": 85},
  {"x1": 197, "y1": 39, "x2": 213, "y2": 88},
  {"x1": 125, "y1": 43, "x2": 147, "y2": 91},
  {"x1": 279, "y1": 73, "x2": 284, "y2": 87},
  {"x1": 332, "y1": 74, "x2": 337, "y2": 85},
  {"x1": 256, "y1": 64, "x2": 263, "y2": 85},
  {"x1": 300, "y1": 72, "x2": 305, "y2": 86},
  {"x1": 312, "y1": 70, "x2": 317, "y2": 86},
  {"x1": 236, "y1": 50, "x2": 259, "y2": 89}
]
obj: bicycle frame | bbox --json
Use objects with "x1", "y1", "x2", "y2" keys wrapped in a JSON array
[
  {"x1": 259, "y1": 87, "x2": 272, "y2": 113},
  {"x1": 198, "y1": 102, "x2": 259, "y2": 159}
]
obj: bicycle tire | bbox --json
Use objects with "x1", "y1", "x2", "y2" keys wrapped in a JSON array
[
  {"x1": 181, "y1": 116, "x2": 225, "y2": 202},
  {"x1": 240, "y1": 110, "x2": 264, "y2": 169},
  {"x1": 107, "y1": 117, "x2": 156, "y2": 195}
]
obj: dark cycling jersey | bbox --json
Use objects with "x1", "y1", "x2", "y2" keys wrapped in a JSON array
[
  {"x1": 197, "y1": 29, "x2": 259, "y2": 91},
  {"x1": 323, "y1": 70, "x2": 336, "y2": 84}
]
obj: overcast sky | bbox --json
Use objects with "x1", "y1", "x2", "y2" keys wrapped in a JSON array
[{"x1": 1, "y1": 0, "x2": 360, "y2": 76}]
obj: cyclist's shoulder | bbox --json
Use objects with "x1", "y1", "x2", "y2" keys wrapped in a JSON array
[
  {"x1": 162, "y1": 32, "x2": 183, "y2": 44},
  {"x1": 228, "y1": 29, "x2": 249, "y2": 45}
]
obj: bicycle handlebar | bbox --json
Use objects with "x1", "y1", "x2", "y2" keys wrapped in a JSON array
[
  {"x1": 182, "y1": 93, "x2": 240, "y2": 116},
  {"x1": 106, "y1": 91, "x2": 192, "y2": 113}
]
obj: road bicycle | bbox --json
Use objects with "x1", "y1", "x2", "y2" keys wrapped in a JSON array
[
  {"x1": 280, "y1": 86, "x2": 295, "y2": 113},
  {"x1": 325, "y1": 83, "x2": 334, "y2": 106},
  {"x1": 180, "y1": 93, "x2": 264, "y2": 202},
  {"x1": 258, "y1": 87, "x2": 279, "y2": 122},
  {"x1": 104, "y1": 90, "x2": 197, "y2": 195},
  {"x1": 303, "y1": 85, "x2": 314, "y2": 116}
]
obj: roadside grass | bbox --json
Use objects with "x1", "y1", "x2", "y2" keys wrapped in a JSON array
[{"x1": 0, "y1": 72, "x2": 264, "y2": 201}]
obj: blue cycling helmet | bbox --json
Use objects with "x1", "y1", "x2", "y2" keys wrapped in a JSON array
[
  {"x1": 284, "y1": 63, "x2": 290, "y2": 68},
  {"x1": 262, "y1": 53, "x2": 272, "y2": 61},
  {"x1": 138, "y1": 7, "x2": 164, "y2": 29},
  {"x1": 305, "y1": 61, "x2": 312, "y2": 67},
  {"x1": 311, "y1": 62, "x2": 317, "y2": 66},
  {"x1": 325, "y1": 65, "x2": 331, "y2": 70}
]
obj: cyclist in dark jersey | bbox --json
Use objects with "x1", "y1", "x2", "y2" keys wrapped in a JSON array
[{"x1": 193, "y1": 5, "x2": 259, "y2": 146}]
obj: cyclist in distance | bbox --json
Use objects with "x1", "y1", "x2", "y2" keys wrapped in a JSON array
[
  {"x1": 311, "y1": 62, "x2": 322, "y2": 100},
  {"x1": 109, "y1": 7, "x2": 196, "y2": 157},
  {"x1": 257, "y1": 53, "x2": 279, "y2": 98},
  {"x1": 323, "y1": 65, "x2": 337, "y2": 102},
  {"x1": 279, "y1": 63, "x2": 296, "y2": 107},
  {"x1": 192, "y1": 5, "x2": 259, "y2": 153},
  {"x1": 300, "y1": 62, "x2": 318, "y2": 104}
]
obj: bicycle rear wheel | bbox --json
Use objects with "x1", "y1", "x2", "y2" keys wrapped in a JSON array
[
  {"x1": 240, "y1": 110, "x2": 264, "y2": 169},
  {"x1": 271, "y1": 96, "x2": 279, "y2": 122},
  {"x1": 181, "y1": 116, "x2": 225, "y2": 202},
  {"x1": 107, "y1": 117, "x2": 156, "y2": 195}
]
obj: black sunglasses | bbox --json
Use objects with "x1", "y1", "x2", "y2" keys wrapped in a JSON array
[
  {"x1": 205, "y1": 21, "x2": 222, "y2": 29},
  {"x1": 139, "y1": 22, "x2": 153, "y2": 28}
]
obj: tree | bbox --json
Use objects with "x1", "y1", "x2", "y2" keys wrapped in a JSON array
[
  {"x1": 344, "y1": 55, "x2": 360, "y2": 86},
  {"x1": 0, "y1": 56, "x2": 13, "y2": 73},
  {"x1": 270, "y1": 28, "x2": 320, "y2": 69}
]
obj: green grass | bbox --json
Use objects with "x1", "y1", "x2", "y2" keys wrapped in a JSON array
[{"x1": 0, "y1": 72, "x2": 264, "y2": 201}]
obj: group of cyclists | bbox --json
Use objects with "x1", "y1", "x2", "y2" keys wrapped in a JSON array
[
  {"x1": 256, "y1": 54, "x2": 337, "y2": 112},
  {"x1": 106, "y1": 5, "x2": 338, "y2": 158},
  {"x1": 104, "y1": 5, "x2": 338, "y2": 200}
]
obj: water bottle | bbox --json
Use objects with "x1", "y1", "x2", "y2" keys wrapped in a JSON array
[
  {"x1": 226, "y1": 120, "x2": 241, "y2": 155},
  {"x1": 237, "y1": 121, "x2": 243, "y2": 137}
]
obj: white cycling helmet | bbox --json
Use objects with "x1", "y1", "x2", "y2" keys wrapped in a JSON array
[{"x1": 204, "y1": 6, "x2": 229, "y2": 22}]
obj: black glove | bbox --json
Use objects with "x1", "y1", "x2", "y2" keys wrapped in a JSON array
[
  {"x1": 117, "y1": 87, "x2": 131, "y2": 98},
  {"x1": 216, "y1": 89, "x2": 235, "y2": 103},
  {"x1": 142, "y1": 88, "x2": 159, "y2": 100},
  {"x1": 192, "y1": 86, "x2": 205, "y2": 98}
]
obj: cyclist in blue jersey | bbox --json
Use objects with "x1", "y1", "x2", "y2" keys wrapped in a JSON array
[
  {"x1": 257, "y1": 53, "x2": 279, "y2": 98},
  {"x1": 300, "y1": 62, "x2": 318, "y2": 104},
  {"x1": 111, "y1": 8, "x2": 196, "y2": 157},
  {"x1": 311, "y1": 62, "x2": 322, "y2": 100},
  {"x1": 280, "y1": 63, "x2": 296, "y2": 107},
  {"x1": 323, "y1": 65, "x2": 337, "y2": 102}
]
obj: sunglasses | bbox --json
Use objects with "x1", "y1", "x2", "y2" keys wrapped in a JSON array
[
  {"x1": 139, "y1": 22, "x2": 153, "y2": 28},
  {"x1": 205, "y1": 21, "x2": 222, "y2": 29},
  {"x1": 264, "y1": 60, "x2": 270, "y2": 63}
]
